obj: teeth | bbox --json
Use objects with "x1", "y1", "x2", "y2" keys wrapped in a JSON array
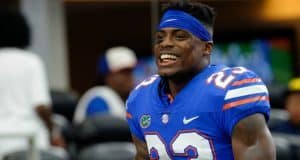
[{"x1": 160, "y1": 54, "x2": 177, "y2": 60}]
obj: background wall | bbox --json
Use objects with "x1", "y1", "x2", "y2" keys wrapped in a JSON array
[
  {"x1": 65, "y1": 1, "x2": 151, "y2": 94},
  {"x1": 5, "y1": 0, "x2": 299, "y2": 96},
  {"x1": 65, "y1": 0, "x2": 300, "y2": 95},
  {"x1": 21, "y1": 0, "x2": 70, "y2": 91}
]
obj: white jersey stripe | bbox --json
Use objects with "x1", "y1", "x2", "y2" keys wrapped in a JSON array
[{"x1": 225, "y1": 85, "x2": 268, "y2": 100}]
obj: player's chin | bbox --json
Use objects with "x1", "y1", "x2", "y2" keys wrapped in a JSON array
[
  {"x1": 158, "y1": 69, "x2": 172, "y2": 76},
  {"x1": 158, "y1": 69, "x2": 180, "y2": 79}
]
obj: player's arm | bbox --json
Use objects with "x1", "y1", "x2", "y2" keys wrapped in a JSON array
[
  {"x1": 132, "y1": 135, "x2": 150, "y2": 160},
  {"x1": 231, "y1": 113, "x2": 276, "y2": 160}
]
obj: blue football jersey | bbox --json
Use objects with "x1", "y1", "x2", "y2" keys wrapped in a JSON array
[{"x1": 126, "y1": 64, "x2": 270, "y2": 160}]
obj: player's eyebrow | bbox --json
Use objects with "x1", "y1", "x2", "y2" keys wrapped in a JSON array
[{"x1": 156, "y1": 28, "x2": 190, "y2": 36}]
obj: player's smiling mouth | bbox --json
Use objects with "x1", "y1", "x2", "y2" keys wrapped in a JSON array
[{"x1": 158, "y1": 53, "x2": 179, "y2": 66}]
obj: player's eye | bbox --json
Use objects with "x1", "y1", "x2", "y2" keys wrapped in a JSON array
[
  {"x1": 155, "y1": 32, "x2": 165, "y2": 44},
  {"x1": 175, "y1": 34, "x2": 187, "y2": 40},
  {"x1": 174, "y1": 31, "x2": 190, "y2": 41}
]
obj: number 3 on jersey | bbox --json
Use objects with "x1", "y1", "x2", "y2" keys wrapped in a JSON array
[{"x1": 145, "y1": 130, "x2": 216, "y2": 160}]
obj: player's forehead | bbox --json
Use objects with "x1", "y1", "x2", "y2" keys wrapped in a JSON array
[{"x1": 156, "y1": 27, "x2": 190, "y2": 34}]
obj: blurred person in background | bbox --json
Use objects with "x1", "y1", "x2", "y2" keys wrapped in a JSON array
[
  {"x1": 73, "y1": 46, "x2": 137, "y2": 124},
  {"x1": 0, "y1": 9, "x2": 65, "y2": 159},
  {"x1": 270, "y1": 77, "x2": 300, "y2": 135}
]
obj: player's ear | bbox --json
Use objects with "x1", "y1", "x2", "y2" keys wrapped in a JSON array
[{"x1": 204, "y1": 42, "x2": 213, "y2": 55}]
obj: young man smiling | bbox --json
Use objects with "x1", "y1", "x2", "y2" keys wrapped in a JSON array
[{"x1": 126, "y1": 0, "x2": 276, "y2": 159}]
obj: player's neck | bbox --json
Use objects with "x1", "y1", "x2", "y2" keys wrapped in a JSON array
[
  {"x1": 167, "y1": 79, "x2": 189, "y2": 97},
  {"x1": 166, "y1": 72, "x2": 197, "y2": 97},
  {"x1": 164, "y1": 68, "x2": 203, "y2": 97}
]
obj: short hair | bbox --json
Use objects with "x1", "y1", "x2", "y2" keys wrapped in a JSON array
[
  {"x1": 161, "y1": 0, "x2": 216, "y2": 35},
  {"x1": 0, "y1": 9, "x2": 31, "y2": 49}
]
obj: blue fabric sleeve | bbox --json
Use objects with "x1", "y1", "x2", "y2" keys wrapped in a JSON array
[
  {"x1": 126, "y1": 99, "x2": 145, "y2": 141},
  {"x1": 221, "y1": 69, "x2": 271, "y2": 136},
  {"x1": 223, "y1": 101, "x2": 270, "y2": 136}
]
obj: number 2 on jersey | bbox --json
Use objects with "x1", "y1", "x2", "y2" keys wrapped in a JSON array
[
  {"x1": 207, "y1": 67, "x2": 248, "y2": 88},
  {"x1": 145, "y1": 130, "x2": 216, "y2": 160}
]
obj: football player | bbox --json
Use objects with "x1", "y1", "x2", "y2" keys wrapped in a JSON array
[{"x1": 126, "y1": 0, "x2": 276, "y2": 159}]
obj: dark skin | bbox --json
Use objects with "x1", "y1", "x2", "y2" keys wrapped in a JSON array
[
  {"x1": 132, "y1": 136, "x2": 150, "y2": 160},
  {"x1": 36, "y1": 105, "x2": 66, "y2": 148},
  {"x1": 154, "y1": 28, "x2": 211, "y2": 95},
  {"x1": 105, "y1": 68, "x2": 136, "y2": 102},
  {"x1": 232, "y1": 113, "x2": 275, "y2": 160},
  {"x1": 285, "y1": 93, "x2": 300, "y2": 125},
  {"x1": 131, "y1": 27, "x2": 275, "y2": 160}
]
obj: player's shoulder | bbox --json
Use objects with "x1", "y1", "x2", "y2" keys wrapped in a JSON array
[
  {"x1": 206, "y1": 65, "x2": 265, "y2": 91},
  {"x1": 205, "y1": 65, "x2": 269, "y2": 111},
  {"x1": 229, "y1": 66, "x2": 260, "y2": 79},
  {"x1": 223, "y1": 66, "x2": 269, "y2": 102},
  {"x1": 227, "y1": 66, "x2": 266, "y2": 90},
  {"x1": 127, "y1": 74, "x2": 160, "y2": 105},
  {"x1": 205, "y1": 65, "x2": 268, "y2": 102}
]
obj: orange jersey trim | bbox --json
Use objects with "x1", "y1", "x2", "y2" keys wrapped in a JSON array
[
  {"x1": 126, "y1": 112, "x2": 132, "y2": 119},
  {"x1": 231, "y1": 78, "x2": 261, "y2": 86},
  {"x1": 167, "y1": 94, "x2": 174, "y2": 103},
  {"x1": 223, "y1": 96, "x2": 269, "y2": 110}
]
